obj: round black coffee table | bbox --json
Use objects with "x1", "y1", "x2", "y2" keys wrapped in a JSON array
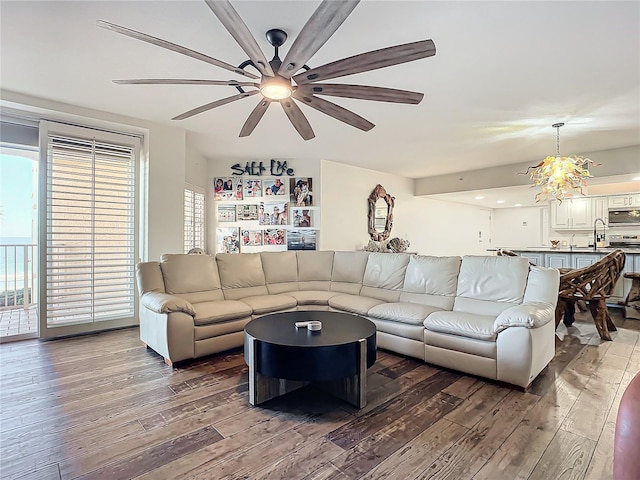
[{"x1": 244, "y1": 311, "x2": 376, "y2": 408}]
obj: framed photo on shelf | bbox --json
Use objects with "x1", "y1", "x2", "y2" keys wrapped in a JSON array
[
  {"x1": 216, "y1": 227, "x2": 240, "y2": 254},
  {"x1": 217, "y1": 204, "x2": 236, "y2": 222},
  {"x1": 244, "y1": 178, "x2": 262, "y2": 198},
  {"x1": 259, "y1": 202, "x2": 288, "y2": 226},
  {"x1": 287, "y1": 229, "x2": 316, "y2": 250},
  {"x1": 214, "y1": 177, "x2": 243, "y2": 201},
  {"x1": 236, "y1": 204, "x2": 259, "y2": 221},
  {"x1": 241, "y1": 229, "x2": 263, "y2": 247},
  {"x1": 289, "y1": 177, "x2": 313, "y2": 206},
  {"x1": 264, "y1": 228, "x2": 286, "y2": 245},
  {"x1": 291, "y1": 208, "x2": 313, "y2": 228},
  {"x1": 263, "y1": 177, "x2": 287, "y2": 197}
]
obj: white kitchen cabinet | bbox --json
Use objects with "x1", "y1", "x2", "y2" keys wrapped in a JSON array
[
  {"x1": 592, "y1": 197, "x2": 609, "y2": 226},
  {"x1": 545, "y1": 253, "x2": 571, "y2": 269},
  {"x1": 572, "y1": 253, "x2": 601, "y2": 270},
  {"x1": 550, "y1": 197, "x2": 592, "y2": 230},
  {"x1": 520, "y1": 253, "x2": 544, "y2": 266},
  {"x1": 608, "y1": 194, "x2": 640, "y2": 208}
]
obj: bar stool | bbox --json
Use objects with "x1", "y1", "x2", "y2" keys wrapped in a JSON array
[{"x1": 623, "y1": 272, "x2": 640, "y2": 320}]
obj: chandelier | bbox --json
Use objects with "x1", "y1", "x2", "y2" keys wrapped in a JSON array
[{"x1": 526, "y1": 122, "x2": 598, "y2": 203}]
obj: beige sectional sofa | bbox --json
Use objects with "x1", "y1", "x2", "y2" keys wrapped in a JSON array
[{"x1": 136, "y1": 251, "x2": 559, "y2": 388}]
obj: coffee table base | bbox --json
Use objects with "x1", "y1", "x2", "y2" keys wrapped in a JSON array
[{"x1": 246, "y1": 337, "x2": 368, "y2": 408}]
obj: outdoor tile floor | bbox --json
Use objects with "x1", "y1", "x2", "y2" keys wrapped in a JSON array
[{"x1": 0, "y1": 306, "x2": 38, "y2": 337}]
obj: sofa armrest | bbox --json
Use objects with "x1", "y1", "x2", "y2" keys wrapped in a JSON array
[
  {"x1": 494, "y1": 302, "x2": 555, "y2": 333},
  {"x1": 141, "y1": 292, "x2": 195, "y2": 317}
]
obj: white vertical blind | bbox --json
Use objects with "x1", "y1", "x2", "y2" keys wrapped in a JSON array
[
  {"x1": 184, "y1": 185, "x2": 206, "y2": 253},
  {"x1": 46, "y1": 134, "x2": 136, "y2": 325}
]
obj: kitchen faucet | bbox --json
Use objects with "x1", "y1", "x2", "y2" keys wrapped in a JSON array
[{"x1": 593, "y1": 218, "x2": 606, "y2": 251}]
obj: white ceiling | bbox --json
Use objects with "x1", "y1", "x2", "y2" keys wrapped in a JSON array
[{"x1": 1, "y1": 1, "x2": 639, "y2": 188}]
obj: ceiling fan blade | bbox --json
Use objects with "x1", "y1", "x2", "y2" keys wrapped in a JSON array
[
  {"x1": 280, "y1": 99, "x2": 315, "y2": 140},
  {"x1": 113, "y1": 79, "x2": 259, "y2": 87},
  {"x1": 293, "y1": 39, "x2": 436, "y2": 84},
  {"x1": 293, "y1": 90, "x2": 374, "y2": 131},
  {"x1": 204, "y1": 0, "x2": 274, "y2": 77},
  {"x1": 239, "y1": 99, "x2": 271, "y2": 137},
  {"x1": 172, "y1": 90, "x2": 259, "y2": 120},
  {"x1": 278, "y1": 0, "x2": 360, "y2": 79},
  {"x1": 297, "y1": 83, "x2": 423, "y2": 104},
  {"x1": 96, "y1": 20, "x2": 259, "y2": 80}
]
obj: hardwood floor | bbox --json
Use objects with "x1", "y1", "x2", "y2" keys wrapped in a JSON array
[{"x1": 1, "y1": 309, "x2": 638, "y2": 480}]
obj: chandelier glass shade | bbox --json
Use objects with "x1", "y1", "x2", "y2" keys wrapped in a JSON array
[{"x1": 527, "y1": 123, "x2": 598, "y2": 203}]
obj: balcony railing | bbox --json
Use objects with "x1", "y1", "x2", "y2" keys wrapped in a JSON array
[{"x1": 1, "y1": 243, "x2": 37, "y2": 309}]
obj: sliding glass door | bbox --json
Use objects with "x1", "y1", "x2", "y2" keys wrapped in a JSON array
[{"x1": 39, "y1": 121, "x2": 140, "y2": 338}]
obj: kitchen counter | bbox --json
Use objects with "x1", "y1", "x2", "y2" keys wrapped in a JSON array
[
  {"x1": 489, "y1": 247, "x2": 640, "y2": 254},
  {"x1": 487, "y1": 247, "x2": 640, "y2": 303}
]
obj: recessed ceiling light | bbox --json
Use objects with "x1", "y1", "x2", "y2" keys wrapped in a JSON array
[
  {"x1": 474, "y1": 195, "x2": 485, "y2": 200},
  {"x1": 514, "y1": 203, "x2": 523, "y2": 207},
  {"x1": 633, "y1": 176, "x2": 640, "y2": 181},
  {"x1": 496, "y1": 200, "x2": 505, "y2": 204}
]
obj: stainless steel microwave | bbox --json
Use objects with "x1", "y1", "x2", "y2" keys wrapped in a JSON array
[{"x1": 608, "y1": 208, "x2": 640, "y2": 226}]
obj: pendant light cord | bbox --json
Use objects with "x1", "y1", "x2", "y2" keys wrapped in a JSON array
[{"x1": 552, "y1": 122, "x2": 564, "y2": 156}]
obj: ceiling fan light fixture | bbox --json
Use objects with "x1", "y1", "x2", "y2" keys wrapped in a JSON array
[{"x1": 260, "y1": 76, "x2": 292, "y2": 100}]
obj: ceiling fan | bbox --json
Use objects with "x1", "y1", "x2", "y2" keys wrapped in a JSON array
[{"x1": 97, "y1": 0, "x2": 436, "y2": 141}]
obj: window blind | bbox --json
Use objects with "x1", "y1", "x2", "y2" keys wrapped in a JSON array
[
  {"x1": 184, "y1": 186, "x2": 205, "y2": 253},
  {"x1": 46, "y1": 135, "x2": 136, "y2": 325}
]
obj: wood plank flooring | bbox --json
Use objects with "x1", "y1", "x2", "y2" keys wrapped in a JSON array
[{"x1": 0, "y1": 309, "x2": 638, "y2": 480}]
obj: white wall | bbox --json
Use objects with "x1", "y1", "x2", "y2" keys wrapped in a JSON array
[
  {"x1": 492, "y1": 206, "x2": 546, "y2": 248},
  {"x1": 185, "y1": 136, "x2": 209, "y2": 189},
  {"x1": 320, "y1": 160, "x2": 490, "y2": 256},
  {"x1": 1, "y1": 90, "x2": 187, "y2": 261}
]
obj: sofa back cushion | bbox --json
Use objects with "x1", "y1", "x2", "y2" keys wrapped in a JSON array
[
  {"x1": 216, "y1": 253, "x2": 268, "y2": 300},
  {"x1": 160, "y1": 254, "x2": 221, "y2": 293},
  {"x1": 361, "y1": 253, "x2": 410, "y2": 302},
  {"x1": 331, "y1": 251, "x2": 369, "y2": 294},
  {"x1": 261, "y1": 251, "x2": 299, "y2": 294},
  {"x1": 453, "y1": 255, "x2": 529, "y2": 315},
  {"x1": 524, "y1": 265, "x2": 560, "y2": 305},
  {"x1": 297, "y1": 251, "x2": 334, "y2": 291},
  {"x1": 400, "y1": 255, "x2": 461, "y2": 309}
]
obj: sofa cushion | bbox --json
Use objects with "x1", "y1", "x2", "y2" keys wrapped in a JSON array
[
  {"x1": 240, "y1": 294, "x2": 297, "y2": 315},
  {"x1": 363, "y1": 253, "x2": 410, "y2": 289},
  {"x1": 424, "y1": 311, "x2": 497, "y2": 341},
  {"x1": 261, "y1": 251, "x2": 298, "y2": 284},
  {"x1": 328, "y1": 294, "x2": 385, "y2": 316},
  {"x1": 216, "y1": 253, "x2": 266, "y2": 289},
  {"x1": 368, "y1": 302, "x2": 444, "y2": 326},
  {"x1": 453, "y1": 256, "x2": 530, "y2": 316},
  {"x1": 456, "y1": 255, "x2": 529, "y2": 304},
  {"x1": 287, "y1": 290, "x2": 340, "y2": 305},
  {"x1": 297, "y1": 251, "x2": 334, "y2": 281},
  {"x1": 403, "y1": 255, "x2": 461, "y2": 296},
  {"x1": 160, "y1": 254, "x2": 221, "y2": 294},
  {"x1": 331, "y1": 251, "x2": 369, "y2": 286},
  {"x1": 192, "y1": 300, "x2": 253, "y2": 326}
]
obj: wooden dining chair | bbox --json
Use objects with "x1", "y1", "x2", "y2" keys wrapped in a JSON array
[{"x1": 555, "y1": 249, "x2": 626, "y2": 341}]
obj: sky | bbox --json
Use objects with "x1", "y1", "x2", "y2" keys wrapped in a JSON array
[{"x1": 0, "y1": 148, "x2": 37, "y2": 241}]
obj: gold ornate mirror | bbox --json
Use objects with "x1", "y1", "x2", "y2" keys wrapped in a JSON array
[{"x1": 368, "y1": 184, "x2": 395, "y2": 241}]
